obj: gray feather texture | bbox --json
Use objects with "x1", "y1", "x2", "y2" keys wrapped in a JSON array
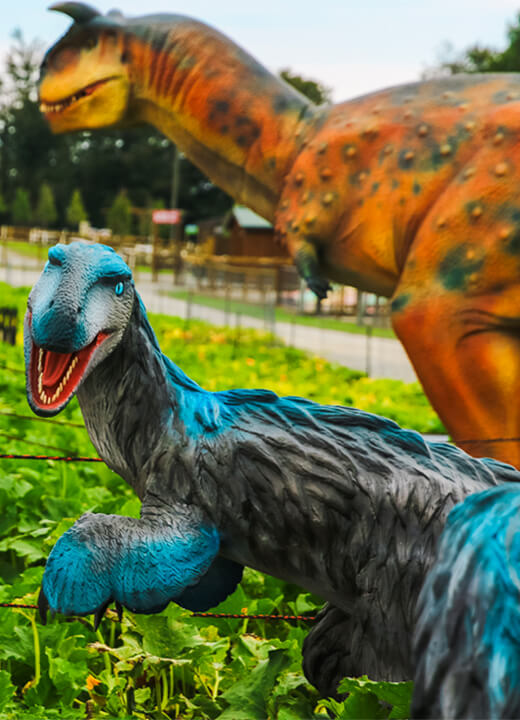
[
  {"x1": 78, "y1": 296, "x2": 518, "y2": 689},
  {"x1": 25, "y1": 243, "x2": 520, "y2": 697}
]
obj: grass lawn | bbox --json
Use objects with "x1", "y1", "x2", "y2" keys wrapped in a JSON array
[
  {"x1": 168, "y1": 289, "x2": 397, "y2": 339},
  {"x1": 3, "y1": 240, "x2": 47, "y2": 261}
]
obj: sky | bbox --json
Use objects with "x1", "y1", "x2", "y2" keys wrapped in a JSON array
[{"x1": 1, "y1": 0, "x2": 520, "y2": 101}]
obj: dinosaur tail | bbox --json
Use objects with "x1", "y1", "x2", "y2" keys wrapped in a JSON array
[{"x1": 412, "y1": 483, "x2": 520, "y2": 719}]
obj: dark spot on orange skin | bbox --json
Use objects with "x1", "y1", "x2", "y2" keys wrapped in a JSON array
[
  {"x1": 465, "y1": 200, "x2": 485, "y2": 221},
  {"x1": 349, "y1": 170, "x2": 370, "y2": 188},
  {"x1": 506, "y1": 230, "x2": 520, "y2": 255},
  {"x1": 391, "y1": 293, "x2": 411, "y2": 312},
  {"x1": 398, "y1": 149, "x2": 415, "y2": 169},
  {"x1": 214, "y1": 100, "x2": 230, "y2": 114},
  {"x1": 438, "y1": 245, "x2": 484, "y2": 290},
  {"x1": 208, "y1": 99, "x2": 230, "y2": 123}
]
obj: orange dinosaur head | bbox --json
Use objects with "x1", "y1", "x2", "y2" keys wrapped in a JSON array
[{"x1": 39, "y1": 3, "x2": 131, "y2": 133}]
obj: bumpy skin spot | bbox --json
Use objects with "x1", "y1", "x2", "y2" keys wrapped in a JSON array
[{"x1": 41, "y1": 8, "x2": 520, "y2": 466}]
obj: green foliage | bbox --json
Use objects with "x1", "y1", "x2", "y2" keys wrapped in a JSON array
[
  {"x1": 430, "y1": 12, "x2": 520, "y2": 74},
  {"x1": 34, "y1": 183, "x2": 57, "y2": 229},
  {"x1": 11, "y1": 188, "x2": 31, "y2": 226},
  {"x1": 107, "y1": 190, "x2": 132, "y2": 236},
  {"x1": 280, "y1": 69, "x2": 332, "y2": 105},
  {"x1": 65, "y1": 189, "x2": 88, "y2": 230},
  {"x1": 318, "y1": 676, "x2": 413, "y2": 719},
  {"x1": 0, "y1": 281, "x2": 432, "y2": 718}
]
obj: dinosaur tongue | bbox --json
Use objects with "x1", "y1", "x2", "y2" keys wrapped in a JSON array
[
  {"x1": 42, "y1": 351, "x2": 72, "y2": 387},
  {"x1": 31, "y1": 333, "x2": 110, "y2": 411}
]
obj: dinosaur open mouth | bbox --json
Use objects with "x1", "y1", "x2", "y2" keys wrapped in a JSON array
[
  {"x1": 29, "y1": 333, "x2": 110, "y2": 412},
  {"x1": 39, "y1": 77, "x2": 114, "y2": 115}
]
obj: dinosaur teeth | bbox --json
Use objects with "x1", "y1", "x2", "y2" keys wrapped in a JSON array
[
  {"x1": 33, "y1": 333, "x2": 109, "y2": 409},
  {"x1": 40, "y1": 79, "x2": 112, "y2": 115},
  {"x1": 36, "y1": 352, "x2": 78, "y2": 405}
]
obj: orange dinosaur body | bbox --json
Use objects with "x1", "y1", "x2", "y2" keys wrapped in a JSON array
[
  {"x1": 277, "y1": 74, "x2": 520, "y2": 466},
  {"x1": 41, "y1": 5, "x2": 520, "y2": 466}
]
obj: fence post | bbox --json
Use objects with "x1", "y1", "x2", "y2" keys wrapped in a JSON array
[
  {"x1": 1, "y1": 226, "x2": 7, "y2": 268},
  {"x1": 356, "y1": 290, "x2": 365, "y2": 326},
  {"x1": 365, "y1": 325, "x2": 372, "y2": 376}
]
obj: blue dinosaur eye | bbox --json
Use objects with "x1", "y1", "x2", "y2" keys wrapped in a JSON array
[{"x1": 115, "y1": 281, "x2": 124, "y2": 296}]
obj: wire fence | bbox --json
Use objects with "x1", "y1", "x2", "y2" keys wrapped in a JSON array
[
  {"x1": 0, "y1": 601, "x2": 316, "y2": 624},
  {"x1": 0, "y1": 415, "x2": 318, "y2": 626}
]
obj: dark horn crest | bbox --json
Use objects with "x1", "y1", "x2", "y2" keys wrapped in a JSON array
[{"x1": 49, "y1": 2, "x2": 101, "y2": 24}]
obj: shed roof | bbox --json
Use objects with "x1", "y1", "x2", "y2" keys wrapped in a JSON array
[{"x1": 231, "y1": 205, "x2": 272, "y2": 230}]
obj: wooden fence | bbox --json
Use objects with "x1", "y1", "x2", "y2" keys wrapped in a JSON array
[{"x1": 0, "y1": 226, "x2": 390, "y2": 325}]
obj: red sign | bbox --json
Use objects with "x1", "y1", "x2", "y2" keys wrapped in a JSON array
[{"x1": 152, "y1": 209, "x2": 182, "y2": 225}]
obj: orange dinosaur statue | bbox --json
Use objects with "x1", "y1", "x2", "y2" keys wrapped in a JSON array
[{"x1": 40, "y1": 3, "x2": 520, "y2": 466}]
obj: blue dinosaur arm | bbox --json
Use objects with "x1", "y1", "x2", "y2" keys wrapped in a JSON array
[{"x1": 41, "y1": 504, "x2": 243, "y2": 620}]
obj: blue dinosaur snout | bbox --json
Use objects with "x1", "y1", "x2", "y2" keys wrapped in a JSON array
[{"x1": 31, "y1": 295, "x2": 87, "y2": 353}]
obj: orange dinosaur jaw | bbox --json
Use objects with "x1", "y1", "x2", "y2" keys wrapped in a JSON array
[
  {"x1": 39, "y1": 77, "x2": 116, "y2": 116},
  {"x1": 29, "y1": 333, "x2": 110, "y2": 412}
]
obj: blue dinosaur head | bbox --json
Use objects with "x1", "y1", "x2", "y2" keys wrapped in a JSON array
[{"x1": 25, "y1": 241, "x2": 134, "y2": 416}]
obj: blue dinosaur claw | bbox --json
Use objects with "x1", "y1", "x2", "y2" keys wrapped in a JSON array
[{"x1": 38, "y1": 588, "x2": 49, "y2": 625}]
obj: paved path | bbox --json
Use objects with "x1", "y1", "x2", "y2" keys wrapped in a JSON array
[{"x1": 2, "y1": 254, "x2": 418, "y2": 382}]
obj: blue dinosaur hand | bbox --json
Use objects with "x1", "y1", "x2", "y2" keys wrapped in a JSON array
[{"x1": 40, "y1": 505, "x2": 242, "y2": 625}]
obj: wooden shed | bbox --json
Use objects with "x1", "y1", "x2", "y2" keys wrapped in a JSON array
[{"x1": 213, "y1": 205, "x2": 290, "y2": 259}]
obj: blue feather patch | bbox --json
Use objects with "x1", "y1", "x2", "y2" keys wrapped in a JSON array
[{"x1": 41, "y1": 507, "x2": 239, "y2": 617}]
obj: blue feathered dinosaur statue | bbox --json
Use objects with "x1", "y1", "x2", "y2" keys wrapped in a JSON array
[
  {"x1": 412, "y1": 483, "x2": 520, "y2": 718},
  {"x1": 24, "y1": 241, "x2": 520, "y2": 698}
]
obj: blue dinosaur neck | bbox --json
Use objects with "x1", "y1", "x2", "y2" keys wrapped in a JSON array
[{"x1": 76, "y1": 292, "x2": 201, "y2": 496}]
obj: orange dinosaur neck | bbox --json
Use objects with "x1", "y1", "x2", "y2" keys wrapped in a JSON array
[{"x1": 126, "y1": 20, "x2": 316, "y2": 221}]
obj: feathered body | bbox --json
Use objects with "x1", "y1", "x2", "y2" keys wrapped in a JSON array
[{"x1": 25, "y1": 242, "x2": 520, "y2": 696}]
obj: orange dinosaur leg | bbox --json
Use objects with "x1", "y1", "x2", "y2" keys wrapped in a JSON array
[
  {"x1": 391, "y1": 150, "x2": 520, "y2": 467},
  {"x1": 392, "y1": 288, "x2": 520, "y2": 466}
]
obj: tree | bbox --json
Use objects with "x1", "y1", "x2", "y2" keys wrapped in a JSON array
[
  {"x1": 279, "y1": 69, "x2": 332, "y2": 105},
  {"x1": 425, "y1": 13, "x2": 520, "y2": 76},
  {"x1": 35, "y1": 182, "x2": 57, "y2": 228},
  {"x1": 11, "y1": 188, "x2": 31, "y2": 226},
  {"x1": 0, "y1": 193, "x2": 8, "y2": 219},
  {"x1": 107, "y1": 189, "x2": 132, "y2": 236},
  {"x1": 66, "y1": 189, "x2": 88, "y2": 229}
]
